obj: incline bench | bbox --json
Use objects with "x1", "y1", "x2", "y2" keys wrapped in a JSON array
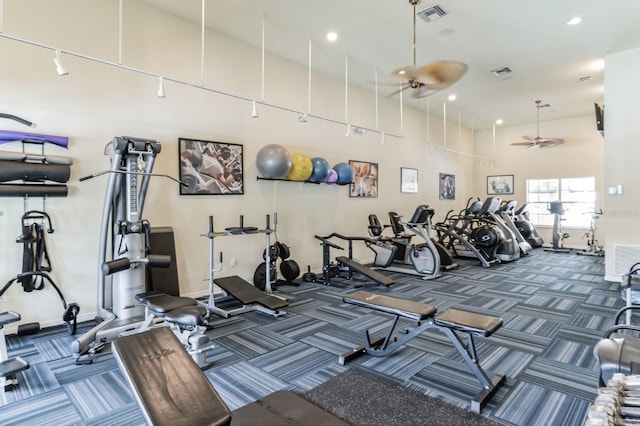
[
  {"x1": 112, "y1": 327, "x2": 348, "y2": 426},
  {"x1": 214, "y1": 275, "x2": 288, "y2": 318},
  {"x1": 340, "y1": 290, "x2": 505, "y2": 414}
]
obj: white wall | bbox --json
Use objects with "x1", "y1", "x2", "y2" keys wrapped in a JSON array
[
  {"x1": 0, "y1": 1, "x2": 486, "y2": 327},
  {"x1": 476, "y1": 115, "x2": 605, "y2": 246},
  {"x1": 603, "y1": 47, "x2": 640, "y2": 280}
]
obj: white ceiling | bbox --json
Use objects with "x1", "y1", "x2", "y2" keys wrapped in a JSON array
[{"x1": 142, "y1": 0, "x2": 640, "y2": 129}]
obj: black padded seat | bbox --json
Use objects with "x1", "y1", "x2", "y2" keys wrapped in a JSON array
[
  {"x1": 435, "y1": 309, "x2": 503, "y2": 337},
  {"x1": 112, "y1": 327, "x2": 231, "y2": 426},
  {"x1": 136, "y1": 292, "x2": 198, "y2": 315},
  {"x1": 165, "y1": 306, "x2": 208, "y2": 327},
  {"x1": 343, "y1": 290, "x2": 436, "y2": 321}
]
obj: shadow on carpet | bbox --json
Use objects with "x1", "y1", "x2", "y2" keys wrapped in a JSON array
[{"x1": 304, "y1": 369, "x2": 503, "y2": 426}]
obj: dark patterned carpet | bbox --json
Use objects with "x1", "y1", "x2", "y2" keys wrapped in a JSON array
[{"x1": 0, "y1": 249, "x2": 619, "y2": 425}]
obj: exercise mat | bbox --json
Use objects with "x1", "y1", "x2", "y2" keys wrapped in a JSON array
[
  {"x1": 0, "y1": 150, "x2": 73, "y2": 165},
  {"x1": 0, "y1": 160, "x2": 71, "y2": 183},
  {"x1": 0, "y1": 184, "x2": 68, "y2": 197},
  {"x1": 0, "y1": 130, "x2": 69, "y2": 148}
]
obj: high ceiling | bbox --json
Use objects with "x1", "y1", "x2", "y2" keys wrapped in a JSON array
[{"x1": 142, "y1": 0, "x2": 640, "y2": 129}]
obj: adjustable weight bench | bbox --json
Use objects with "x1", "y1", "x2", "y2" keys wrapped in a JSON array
[
  {"x1": 112, "y1": 327, "x2": 349, "y2": 426},
  {"x1": 339, "y1": 290, "x2": 505, "y2": 414},
  {"x1": 213, "y1": 275, "x2": 288, "y2": 318}
]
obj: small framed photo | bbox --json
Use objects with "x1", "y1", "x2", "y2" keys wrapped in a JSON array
[
  {"x1": 349, "y1": 160, "x2": 378, "y2": 197},
  {"x1": 439, "y1": 173, "x2": 455, "y2": 200},
  {"x1": 179, "y1": 138, "x2": 244, "y2": 195},
  {"x1": 487, "y1": 175, "x2": 514, "y2": 195},
  {"x1": 401, "y1": 167, "x2": 418, "y2": 193}
]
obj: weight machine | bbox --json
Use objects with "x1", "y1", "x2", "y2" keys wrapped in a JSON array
[{"x1": 71, "y1": 136, "x2": 186, "y2": 358}]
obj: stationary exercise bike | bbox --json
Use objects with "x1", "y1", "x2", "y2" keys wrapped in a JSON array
[
  {"x1": 577, "y1": 209, "x2": 604, "y2": 257},
  {"x1": 545, "y1": 201, "x2": 571, "y2": 253},
  {"x1": 367, "y1": 205, "x2": 451, "y2": 280}
]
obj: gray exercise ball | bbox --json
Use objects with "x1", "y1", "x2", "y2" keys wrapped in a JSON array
[{"x1": 256, "y1": 144, "x2": 292, "y2": 178}]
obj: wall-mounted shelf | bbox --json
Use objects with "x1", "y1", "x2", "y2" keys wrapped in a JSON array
[{"x1": 256, "y1": 176, "x2": 350, "y2": 186}]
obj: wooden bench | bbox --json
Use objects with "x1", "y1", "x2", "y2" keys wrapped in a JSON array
[{"x1": 340, "y1": 290, "x2": 505, "y2": 414}]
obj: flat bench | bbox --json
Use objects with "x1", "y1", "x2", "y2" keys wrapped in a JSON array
[
  {"x1": 340, "y1": 290, "x2": 505, "y2": 414},
  {"x1": 112, "y1": 327, "x2": 348, "y2": 426},
  {"x1": 214, "y1": 275, "x2": 288, "y2": 316}
]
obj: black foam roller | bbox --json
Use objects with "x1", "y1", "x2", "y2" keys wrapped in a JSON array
[
  {"x1": 0, "y1": 184, "x2": 68, "y2": 197},
  {"x1": 0, "y1": 160, "x2": 71, "y2": 183}
]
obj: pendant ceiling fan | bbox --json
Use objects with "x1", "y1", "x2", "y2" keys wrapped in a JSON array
[
  {"x1": 390, "y1": 0, "x2": 468, "y2": 98},
  {"x1": 511, "y1": 99, "x2": 565, "y2": 149}
]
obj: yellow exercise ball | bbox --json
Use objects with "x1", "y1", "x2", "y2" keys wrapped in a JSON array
[{"x1": 287, "y1": 153, "x2": 313, "y2": 181}]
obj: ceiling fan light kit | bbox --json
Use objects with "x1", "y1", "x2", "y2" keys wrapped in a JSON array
[{"x1": 510, "y1": 99, "x2": 565, "y2": 149}]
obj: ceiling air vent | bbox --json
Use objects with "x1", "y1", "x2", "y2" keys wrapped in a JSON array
[
  {"x1": 418, "y1": 5, "x2": 447, "y2": 23},
  {"x1": 491, "y1": 67, "x2": 512, "y2": 77}
]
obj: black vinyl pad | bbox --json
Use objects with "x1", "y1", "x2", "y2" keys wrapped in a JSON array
[
  {"x1": 112, "y1": 327, "x2": 231, "y2": 426},
  {"x1": 336, "y1": 256, "x2": 394, "y2": 286},
  {"x1": 215, "y1": 276, "x2": 288, "y2": 310},
  {"x1": 434, "y1": 309, "x2": 503, "y2": 337},
  {"x1": 135, "y1": 293, "x2": 197, "y2": 314},
  {"x1": 343, "y1": 291, "x2": 436, "y2": 321}
]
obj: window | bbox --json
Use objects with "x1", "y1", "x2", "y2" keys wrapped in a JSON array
[{"x1": 525, "y1": 177, "x2": 596, "y2": 227}]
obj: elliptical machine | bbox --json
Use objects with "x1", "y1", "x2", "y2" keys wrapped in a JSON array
[
  {"x1": 367, "y1": 205, "x2": 447, "y2": 280},
  {"x1": 514, "y1": 203, "x2": 544, "y2": 248},
  {"x1": 545, "y1": 201, "x2": 571, "y2": 253}
]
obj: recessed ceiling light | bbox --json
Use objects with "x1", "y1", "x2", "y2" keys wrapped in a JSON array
[
  {"x1": 398, "y1": 70, "x2": 406, "y2": 75},
  {"x1": 567, "y1": 16, "x2": 582, "y2": 25},
  {"x1": 448, "y1": 94, "x2": 456, "y2": 101},
  {"x1": 326, "y1": 32, "x2": 338, "y2": 42},
  {"x1": 495, "y1": 119, "x2": 503, "y2": 125}
]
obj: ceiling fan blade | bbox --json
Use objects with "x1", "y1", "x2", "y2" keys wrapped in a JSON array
[
  {"x1": 510, "y1": 141, "x2": 536, "y2": 147},
  {"x1": 386, "y1": 84, "x2": 411, "y2": 98},
  {"x1": 521, "y1": 135, "x2": 535, "y2": 141},
  {"x1": 412, "y1": 85, "x2": 437, "y2": 98},
  {"x1": 414, "y1": 61, "x2": 469, "y2": 90},
  {"x1": 392, "y1": 66, "x2": 421, "y2": 82}
]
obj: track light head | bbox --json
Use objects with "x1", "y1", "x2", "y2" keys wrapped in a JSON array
[
  {"x1": 53, "y1": 49, "x2": 68, "y2": 76},
  {"x1": 251, "y1": 100, "x2": 258, "y2": 118},
  {"x1": 157, "y1": 77, "x2": 166, "y2": 98}
]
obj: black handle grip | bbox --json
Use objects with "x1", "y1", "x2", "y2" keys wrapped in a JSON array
[
  {"x1": 102, "y1": 258, "x2": 131, "y2": 275},
  {"x1": 147, "y1": 255, "x2": 171, "y2": 268}
]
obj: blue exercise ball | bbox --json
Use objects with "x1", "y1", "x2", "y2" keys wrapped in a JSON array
[
  {"x1": 309, "y1": 157, "x2": 331, "y2": 183},
  {"x1": 333, "y1": 162, "x2": 355, "y2": 185},
  {"x1": 256, "y1": 144, "x2": 291, "y2": 178}
]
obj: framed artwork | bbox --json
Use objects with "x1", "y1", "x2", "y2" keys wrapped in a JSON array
[
  {"x1": 487, "y1": 175, "x2": 514, "y2": 195},
  {"x1": 179, "y1": 138, "x2": 244, "y2": 195},
  {"x1": 439, "y1": 173, "x2": 455, "y2": 200},
  {"x1": 349, "y1": 160, "x2": 378, "y2": 197},
  {"x1": 401, "y1": 167, "x2": 418, "y2": 193}
]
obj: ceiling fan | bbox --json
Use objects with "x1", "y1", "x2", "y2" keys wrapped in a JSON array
[
  {"x1": 390, "y1": 0, "x2": 468, "y2": 98},
  {"x1": 510, "y1": 99, "x2": 565, "y2": 149}
]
